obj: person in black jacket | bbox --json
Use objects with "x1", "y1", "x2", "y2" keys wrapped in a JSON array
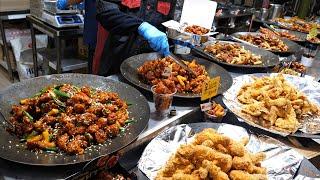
[{"x1": 93, "y1": 0, "x2": 179, "y2": 75}]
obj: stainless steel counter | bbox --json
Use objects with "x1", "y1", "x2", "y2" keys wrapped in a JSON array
[
  {"x1": 0, "y1": 75, "x2": 200, "y2": 180},
  {"x1": 1, "y1": 60, "x2": 320, "y2": 179}
]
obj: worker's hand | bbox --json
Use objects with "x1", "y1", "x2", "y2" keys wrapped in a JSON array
[
  {"x1": 138, "y1": 22, "x2": 170, "y2": 56},
  {"x1": 57, "y1": 0, "x2": 68, "y2": 10}
]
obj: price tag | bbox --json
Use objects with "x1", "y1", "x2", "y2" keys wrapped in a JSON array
[
  {"x1": 201, "y1": 76, "x2": 221, "y2": 101},
  {"x1": 308, "y1": 23, "x2": 318, "y2": 38},
  {"x1": 200, "y1": 102, "x2": 212, "y2": 111},
  {"x1": 162, "y1": 66, "x2": 172, "y2": 77}
]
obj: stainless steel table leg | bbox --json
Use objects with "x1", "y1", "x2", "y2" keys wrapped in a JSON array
[
  {"x1": 30, "y1": 24, "x2": 39, "y2": 77},
  {"x1": 56, "y1": 37, "x2": 62, "y2": 74},
  {"x1": 0, "y1": 19, "x2": 14, "y2": 81}
]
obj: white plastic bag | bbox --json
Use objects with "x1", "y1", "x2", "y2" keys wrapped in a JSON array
[{"x1": 10, "y1": 35, "x2": 48, "y2": 80}]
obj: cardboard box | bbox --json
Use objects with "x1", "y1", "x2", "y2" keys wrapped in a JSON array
[{"x1": 0, "y1": 0, "x2": 30, "y2": 12}]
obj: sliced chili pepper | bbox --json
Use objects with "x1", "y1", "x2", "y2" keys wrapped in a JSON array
[
  {"x1": 23, "y1": 110, "x2": 34, "y2": 122},
  {"x1": 53, "y1": 89, "x2": 70, "y2": 98},
  {"x1": 125, "y1": 119, "x2": 136, "y2": 124}
]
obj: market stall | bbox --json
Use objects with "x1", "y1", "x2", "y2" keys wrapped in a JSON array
[{"x1": 0, "y1": 0, "x2": 320, "y2": 179}]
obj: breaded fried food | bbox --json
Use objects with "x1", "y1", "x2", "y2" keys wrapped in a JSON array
[
  {"x1": 202, "y1": 160, "x2": 230, "y2": 180},
  {"x1": 229, "y1": 170, "x2": 268, "y2": 180},
  {"x1": 193, "y1": 145, "x2": 233, "y2": 172},
  {"x1": 156, "y1": 129, "x2": 267, "y2": 180},
  {"x1": 237, "y1": 74, "x2": 320, "y2": 133},
  {"x1": 193, "y1": 128, "x2": 231, "y2": 147}
]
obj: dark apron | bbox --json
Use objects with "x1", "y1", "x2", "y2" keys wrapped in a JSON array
[{"x1": 92, "y1": 0, "x2": 177, "y2": 75}]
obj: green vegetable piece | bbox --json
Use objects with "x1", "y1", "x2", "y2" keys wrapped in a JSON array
[
  {"x1": 119, "y1": 127, "x2": 126, "y2": 134},
  {"x1": 34, "y1": 87, "x2": 48, "y2": 97},
  {"x1": 125, "y1": 119, "x2": 136, "y2": 124},
  {"x1": 40, "y1": 87, "x2": 48, "y2": 94},
  {"x1": 49, "y1": 134, "x2": 54, "y2": 141},
  {"x1": 126, "y1": 102, "x2": 133, "y2": 106},
  {"x1": 45, "y1": 147, "x2": 58, "y2": 152},
  {"x1": 54, "y1": 85, "x2": 63, "y2": 90},
  {"x1": 23, "y1": 111, "x2": 34, "y2": 122},
  {"x1": 53, "y1": 89, "x2": 70, "y2": 98},
  {"x1": 49, "y1": 91, "x2": 66, "y2": 107}
]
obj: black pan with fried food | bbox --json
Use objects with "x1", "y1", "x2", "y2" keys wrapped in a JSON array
[{"x1": 10, "y1": 84, "x2": 129, "y2": 155}]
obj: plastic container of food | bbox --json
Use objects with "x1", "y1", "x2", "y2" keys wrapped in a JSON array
[
  {"x1": 151, "y1": 85, "x2": 177, "y2": 114},
  {"x1": 204, "y1": 102, "x2": 227, "y2": 122}
]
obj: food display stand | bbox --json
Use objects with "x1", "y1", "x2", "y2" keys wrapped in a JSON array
[{"x1": 1, "y1": 1, "x2": 320, "y2": 180}]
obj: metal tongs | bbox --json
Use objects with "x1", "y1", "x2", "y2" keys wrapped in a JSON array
[
  {"x1": 263, "y1": 23, "x2": 280, "y2": 36},
  {"x1": 167, "y1": 53, "x2": 197, "y2": 77}
]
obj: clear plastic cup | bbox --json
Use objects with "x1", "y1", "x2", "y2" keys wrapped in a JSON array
[{"x1": 151, "y1": 85, "x2": 177, "y2": 114}]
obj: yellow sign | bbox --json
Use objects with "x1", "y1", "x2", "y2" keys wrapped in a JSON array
[
  {"x1": 308, "y1": 23, "x2": 318, "y2": 38},
  {"x1": 201, "y1": 76, "x2": 221, "y2": 101}
]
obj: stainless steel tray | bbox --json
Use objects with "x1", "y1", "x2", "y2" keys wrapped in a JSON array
[
  {"x1": 193, "y1": 40, "x2": 280, "y2": 70},
  {"x1": 231, "y1": 32, "x2": 302, "y2": 55}
]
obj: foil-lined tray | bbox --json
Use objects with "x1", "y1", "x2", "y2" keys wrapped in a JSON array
[
  {"x1": 223, "y1": 73, "x2": 320, "y2": 136},
  {"x1": 138, "y1": 123, "x2": 303, "y2": 180}
]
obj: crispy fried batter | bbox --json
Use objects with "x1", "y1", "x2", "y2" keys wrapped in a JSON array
[
  {"x1": 229, "y1": 170, "x2": 267, "y2": 180},
  {"x1": 156, "y1": 129, "x2": 267, "y2": 180},
  {"x1": 237, "y1": 75, "x2": 319, "y2": 133}
]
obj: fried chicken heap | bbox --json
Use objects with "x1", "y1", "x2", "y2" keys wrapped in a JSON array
[
  {"x1": 156, "y1": 128, "x2": 267, "y2": 180},
  {"x1": 274, "y1": 17, "x2": 316, "y2": 33},
  {"x1": 204, "y1": 42, "x2": 262, "y2": 65},
  {"x1": 237, "y1": 75, "x2": 319, "y2": 133},
  {"x1": 10, "y1": 84, "x2": 129, "y2": 155},
  {"x1": 185, "y1": 25, "x2": 210, "y2": 35},
  {"x1": 239, "y1": 34, "x2": 288, "y2": 52},
  {"x1": 259, "y1": 27, "x2": 299, "y2": 41},
  {"x1": 137, "y1": 57, "x2": 210, "y2": 94}
]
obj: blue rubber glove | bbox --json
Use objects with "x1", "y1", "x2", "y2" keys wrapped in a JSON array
[
  {"x1": 76, "y1": 2, "x2": 85, "y2": 10},
  {"x1": 57, "y1": 0, "x2": 68, "y2": 10},
  {"x1": 138, "y1": 22, "x2": 170, "y2": 56}
]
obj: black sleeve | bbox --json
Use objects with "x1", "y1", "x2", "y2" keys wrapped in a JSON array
[{"x1": 96, "y1": 0, "x2": 143, "y2": 35}]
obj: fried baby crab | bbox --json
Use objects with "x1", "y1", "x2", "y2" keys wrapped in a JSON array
[
  {"x1": 156, "y1": 128, "x2": 267, "y2": 180},
  {"x1": 237, "y1": 75, "x2": 319, "y2": 133},
  {"x1": 10, "y1": 84, "x2": 131, "y2": 155}
]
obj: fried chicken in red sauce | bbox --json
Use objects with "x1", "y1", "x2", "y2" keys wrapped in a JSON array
[{"x1": 10, "y1": 84, "x2": 130, "y2": 155}]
